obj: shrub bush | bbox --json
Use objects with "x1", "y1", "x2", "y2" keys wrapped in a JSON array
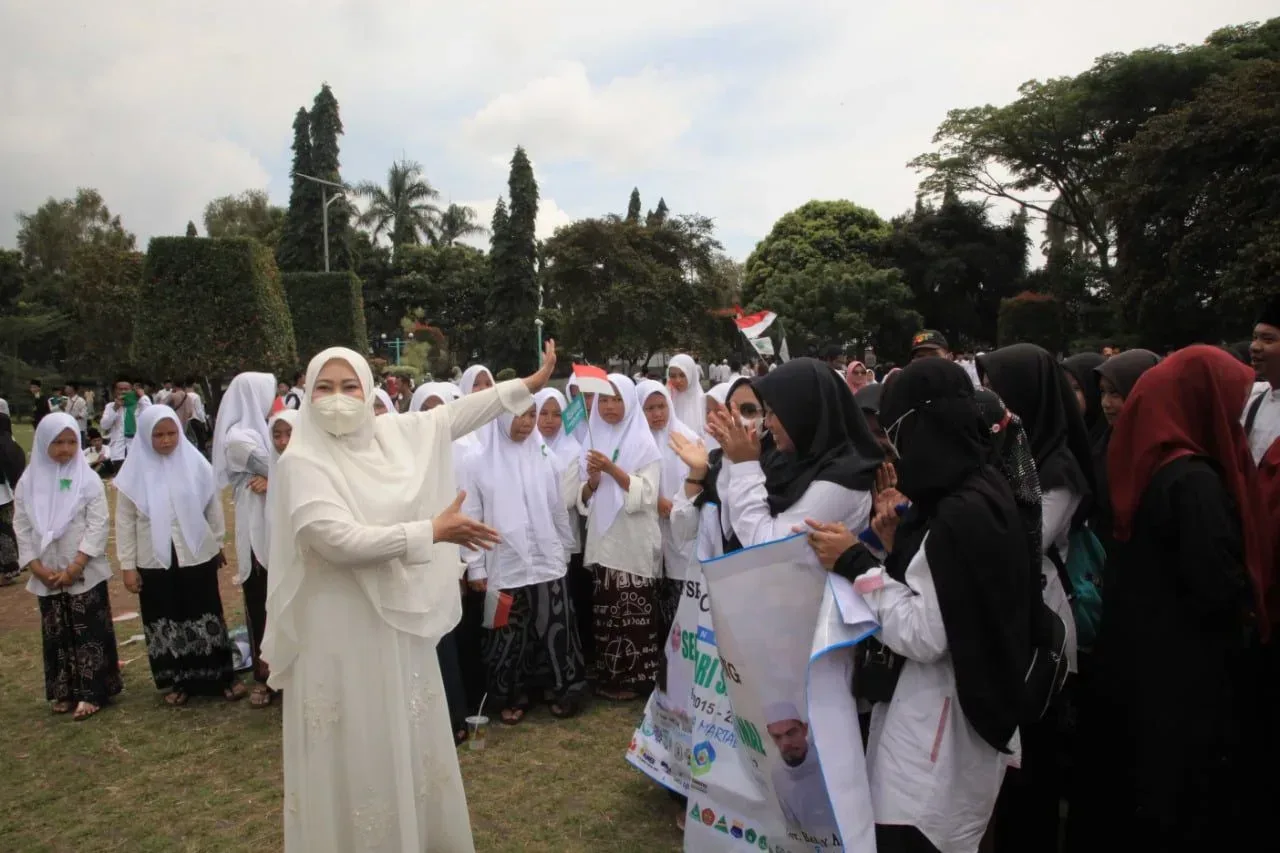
[
  {"x1": 998, "y1": 291, "x2": 1065, "y2": 353},
  {"x1": 281, "y1": 271, "x2": 369, "y2": 363},
  {"x1": 134, "y1": 237, "x2": 297, "y2": 386}
]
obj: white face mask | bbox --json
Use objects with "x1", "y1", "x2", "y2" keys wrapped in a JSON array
[{"x1": 311, "y1": 393, "x2": 367, "y2": 436}]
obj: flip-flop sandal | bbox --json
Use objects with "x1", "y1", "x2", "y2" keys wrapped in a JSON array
[
  {"x1": 249, "y1": 685, "x2": 275, "y2": 709},
  {"x1": 51, "y1": 701, "x2": 73, "y2": 714},
  {"x1": 224, "y1": 682, "x2": 248, "y2": 702},
  {"x1": 500, "y1": 707, "x2": 526, "y2": 726},
  {"x1": 164, "y1": 691, "x2": 189, "y2": 707},
  {"x1": 73, "y1": 702, "x2": 101, "y2": 722}
]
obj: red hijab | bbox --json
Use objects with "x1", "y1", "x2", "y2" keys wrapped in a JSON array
[{"x1": 1108, "y1": 346, "x2": 1273, "y2": 634}]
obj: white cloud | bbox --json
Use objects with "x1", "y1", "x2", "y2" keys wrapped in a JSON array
[
  {"x1": 1, "y1": 0, "x2": 1276, "y2": 259},
  {"x1": 453, "y1": 197, "x2": 576, "y2": 246}
]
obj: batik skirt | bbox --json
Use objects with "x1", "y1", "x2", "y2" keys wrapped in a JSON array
[
  {"x1": 0, "y1": 502, "x2": 19, "y2": 581},
  {"x1": 138, "y1": 556, "x2": 237, "y2": 696},
  {"x1": 589, "y1": 564, "x2": 662, "y2": 694},
  {"x1": 39, "y1": 580, "x2": 123, "y2": 705},
  {"x1": 483, "y1": 575, "x2": 586, "y2": 706}
]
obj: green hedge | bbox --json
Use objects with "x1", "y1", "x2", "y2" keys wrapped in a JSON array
[
  {"x1": 281, "y1": 271, "x2": 369, "y2": 363},
  {"x1": 134, "y1": 237, "x2": 297, "y2": 383},
  {"x1": 997, "y1": 291, "x2": 1065, "y2": 353}
]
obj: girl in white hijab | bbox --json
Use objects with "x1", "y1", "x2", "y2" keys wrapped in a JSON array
[
  {"x1": 14, "y1": 412, "x2": 120, "y2": 720},
  {"x1": 636, "y1": 380, "x2": 700, "y2": 624},
  {"x1": 667, "y1": 353, "x2": 706, "y2": 436},
  {"x1": 263, "y1": 343, "x2": 556, "y2": 853},
  {"x1": 577, "y1": 374, "x2": 663, "y2": 700},
  {"x1": 460, "y1": 403, "x2": 583, "y2": 723},
  {"x1": 212, "y1": 372, "x2": 277, "y2": 706},
  {"x1": 117, "y1": 406, "x2": 242, "y2": 705},
  {"x1": 535, "y1": 388, "x2": 595, "y2": 668},
  {"x1": 373, "y1": 388, "x2": 396, "y2": 416},
  {"x1": 409, "y1": 383, "x2": 460, "y2": 413}
]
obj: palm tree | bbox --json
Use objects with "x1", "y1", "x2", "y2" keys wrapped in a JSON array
[
  {"x1": 434, "y1": 203, "x2": 488, "y2": 247},
  {"x1": 354, "y1": 160, "x2": 441, "y2": 251}
]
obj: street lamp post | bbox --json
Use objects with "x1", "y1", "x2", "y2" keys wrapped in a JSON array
[
  {"x1": 534, "y1": 317, "x2": 544, "y2": 360},
  {"x1": 295, "y1": 172, "x2": 348, "y2": 272},
  {"x1": 380, "y1": 332, "x2": 414, "y2": 366}
]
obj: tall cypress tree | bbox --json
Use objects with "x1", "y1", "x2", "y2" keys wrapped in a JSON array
[
  {"x1": 309, "y1": 84, "x2": 353, "y2": 271},
  {"x1": 646, "y1": 197, "x2": 670, "y2": 228},
  {"x1": 278, "y1": 107, "x2": 321, "y2": 272},
  {"x1": 626, "y1": 188, "x2": 642, "y2": 223},
  {"x1": 485, "y1": 148, "x2": 540, "y2": 371},
  {"x1": 185, "y1": 221, "x2": 198, "y2": 237}
]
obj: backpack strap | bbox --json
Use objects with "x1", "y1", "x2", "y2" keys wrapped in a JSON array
[
  {"x1": 1244, "y1": 391, "x2": 1266, "y2": 437},
  {"x1": 1046, "y1": 544, "x2": 1075, "y2": 602}
]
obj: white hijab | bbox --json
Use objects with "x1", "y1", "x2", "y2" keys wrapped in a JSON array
[
  {"x1": 264, "y1": 408, "x2": 298, "y2": 568},
  {"x1": 264, "y1": 347, "x2": 466, "y2": 684},
  {"x1": 636, "y1": 380, "x2": 698, "y2": 498},
  {"x1": 211, "y1": 372, "x2": 276, "y2": 490},
  {"x1": 579, "y1": 374, "x2": 662, "y2": 535},
  {"x1": 374, "y1": 387, "x2": 396, "y2": 415},
  {"x1": 459, "y1": 365, "x2": 494, "y2": 396},
  {"x1": 704, "y1": 382, "x2": 733, "y2": 452},
  {"x1": 115, "y1": 406, "x2": 216, "y2": 562},
  {"x1": 534, "y1": 389, "x2": 582, "y2": 469},
  {"x1": 15, "y1": 413, "x2": 101, "y2": 557},
  {"x1": 667, "y1": 353, "x2": 706, "y2": 436},
  {"x1": 410, "y1": 383, "x2": 460, "y2": 413},
  {"x1": 469, "y1": 407, "x2": 563, "y2": 565}
]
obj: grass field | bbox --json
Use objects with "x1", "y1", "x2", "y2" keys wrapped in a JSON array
[{"x1": 0, "y1": 457, "x2": 683, "y2": 852}]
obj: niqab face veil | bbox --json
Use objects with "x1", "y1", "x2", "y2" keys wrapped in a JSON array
[
  {"x1": 751, "y1": 358, "x2": 884, "y2": 515},
  {"x1": 263, "y1": 347, "x2": 465, "y2": 683}
]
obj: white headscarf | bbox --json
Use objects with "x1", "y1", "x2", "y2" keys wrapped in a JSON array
[
  {"x1": 636, "y1": 380, "x2": 699, "y2": 498},
  {"x1": 667, "y1": 353, "x2": 706, "y2": 436},
  {"x1": 211, "y1": 372, "x2": 276, "y2": 489},
  {"x1": 459, "y1": 365, "x2": 494, "y2": 396},
  {"x1": 373, "y1": 388, "x2": 396, "y2": 415},
  {"x1": 15, "y1": 413, "x2": 101, "y2": 557},
  {"x1": 410, "y1": 383, "x2": 460, "y2": 413},
  {"x1": 703, "y1": 382, "x2": 733, "y2": 452},
  {"x1": 264, "y1": 408, "x2": 298, "y2": 568},
  {"x1": 264, "y1": 347, "x2": 466, "y2": 684},
  {"x1": 579, "y1": 374, "x2": 662, "y2": 535},
  {"x1": 534, "y1": 389, "x2": 582, "y2": 468},
  {"x1": 115, "y1": 406, "x2": 216, "y2": 563},
  {"x1": 469, "y1": 407, "x2": 563, "y2": 565}
]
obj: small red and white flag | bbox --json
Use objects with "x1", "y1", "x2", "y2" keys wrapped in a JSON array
[
  {"x1": 734, "y1": 310, "x2": 778, "y2": 340},
  {"x1": 572, "y1": 364, "x2": 616, "y2": 397},
  {"x1": 482, "y1": 586, "x2": 513, "y2": 629}
]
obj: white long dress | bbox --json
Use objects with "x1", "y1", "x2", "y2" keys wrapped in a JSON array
[{"x1": 264, "y1": 347, "x2": 535, "y2": 853}]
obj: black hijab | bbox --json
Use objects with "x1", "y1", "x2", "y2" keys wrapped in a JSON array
[
  {"x1": 1060, "y1": 353, "x2": 1106, "y2": 442},
  {"x1": 977, "y1": 344, "x2": 1094, "y2": 507},
  {"x1": 1090, "y1": 349, "x2": 1162, "y2": 546},
  {"x1": 880, "y1": 359, "x2": 1030, "y2": 753},
  {"x1": 751, "y1": 358, "x2": 884, "y2": 515},
  {"x1": 0, "y1": 414, "x2": 25, "y2": 489}
]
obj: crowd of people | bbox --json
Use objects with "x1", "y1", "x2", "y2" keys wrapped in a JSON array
[{"x1": 0, "y1": 293, "x2": 1277, "y2": 851}]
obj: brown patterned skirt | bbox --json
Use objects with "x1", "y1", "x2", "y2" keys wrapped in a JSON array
[
  {"x1": 589, "y1": 564, "x2": 662, "y2": 694},
  {"x1": 39, "y1": 580, "x2": 123, "y2": 705}
]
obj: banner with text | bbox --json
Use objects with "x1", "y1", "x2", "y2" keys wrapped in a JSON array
[{"x1": 702, "y1": 535, "x2": 879, "y2": 853}]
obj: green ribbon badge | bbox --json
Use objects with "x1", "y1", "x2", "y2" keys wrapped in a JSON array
[
  {"x1": 611, "y1": 448, "x2": 620, "y2": 463},
  {"x1": 59, "y1": 479, "x2": 72, "y2": 492}
]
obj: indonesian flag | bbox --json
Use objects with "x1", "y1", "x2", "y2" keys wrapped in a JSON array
[
  {"x1": 734, "y1": 310, "x2": 778, "y2": 339},
  {"x1": 572, "y1": 364, "x2": 615, "y2": 397},
  {"x1": 270, "y1": 396, "x2": 287, "y2": 416},
  {"x1": 482, "y1": 587, "x2": 513, "y2": 629}
]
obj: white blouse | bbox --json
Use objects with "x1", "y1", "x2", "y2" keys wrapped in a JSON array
[
  {"x1": 577, "y1": 460, "x2": 662, "y2": 579},
  {"x1": 115, "y1": 491, "x2": 226, "y2": 571},
  {"x1": 1244, "y1": 381, "x2": 1280, "y2": 464},
  {"x1": 859, "y1": 540, "x2": 1016, "y2": 853},
  {"x1": 723, "y1": 459, "x2": 873, "y2": 556},
  {"x1": 1040, "y1": 486, "x2": 1081, "y2": 672},
  {"x1": 16, "y1": 484, "x2": 112, "y2": 597}
]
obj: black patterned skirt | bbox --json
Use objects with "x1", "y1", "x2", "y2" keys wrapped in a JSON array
[
  {"x1": 0, "y1": 502, "x2": 19, "y2": 581},
  {"x1": 482, "y1": 575, "x2": 586, "y2": 706},
  {"x1": 138, "y1": 556, "x2": 236, "y2": 696},
  {"x1": 589, "y1": 564, "x2": 662, "y2": 694},
  {"x1": 39, "y1": 580, "x2": 123, "y2": 705}
]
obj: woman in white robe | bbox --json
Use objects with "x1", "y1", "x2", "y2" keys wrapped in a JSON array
[
  {"x1": 263, "y1": 343, "x2": 557, "y2": 853},
  {"x1": 667, "y1": 353, "x2": 706, "y2": 436}
]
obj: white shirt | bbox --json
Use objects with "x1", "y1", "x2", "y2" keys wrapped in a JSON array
[
  {"x1": 115, "y1": 490, "x2": 226, "y2": 570},
  {"x1": 188, "y1": 391, "x2": 208, "y2": 423},
  {"x1": 1244, "y1": 381, "x2": 1280, "y2": 464},
  {"x1": 723, "y1": 460, "x2": 872, "y2": 558},
  {"x1": 15, "y1": 484, "x2": 113, "y2": 597},
  {"x1": 577, "y1": 460, "x2": 663, "y2": 578},
  {"x1": 99, "y1": 398, "x2": 152, "y2": 462},
  {"x1": 65, "y1": 395, "x2": 89, "y2": 433},
  {"x1": 1041, "y1": 487, "x2": 1082, "y2": 672},
  {"x1": 462, "y1": 459, "x2": 578, "y2": 590},
  {"x1": 861, "y1": 540, "x2": 1016, "y2": 853}
]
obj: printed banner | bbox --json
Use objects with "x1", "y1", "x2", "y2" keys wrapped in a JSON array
[
  {"x1": 560, "y1": 393, "x2": 588, "y2": 435},
  {"x1": 702, "y1": 535, "x2": 879, "y2": 853}
]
